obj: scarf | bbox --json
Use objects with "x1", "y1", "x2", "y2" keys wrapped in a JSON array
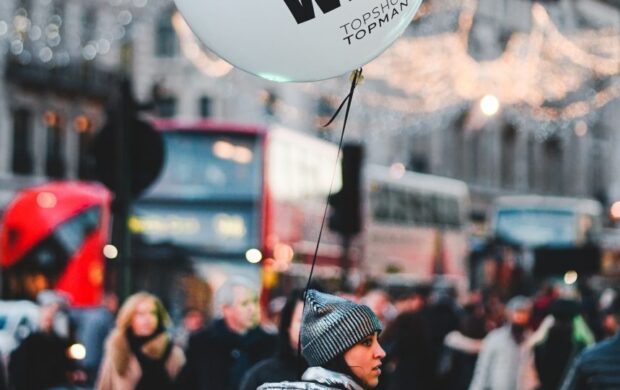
[{"x1": 126, "y1": 327, "x2": 174, "y2": 390}]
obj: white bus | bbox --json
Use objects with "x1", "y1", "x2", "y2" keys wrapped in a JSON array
[{"x1": 363, "y1": 165, "x2": 471, "y2": 292}]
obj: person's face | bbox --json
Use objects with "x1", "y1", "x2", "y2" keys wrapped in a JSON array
[
  {"x1": 510, "y1": 309, "x2": 531, "y2": 327},
  {"x1": 223, "y1": 286, "x2": 258, "y2": 333},
  {"x1": 39, "y1": 304, "x2": 59, "y2": 333},
  {"x1": 365, "y1": 293, "x2": 389, "y2": 319},
  {"x1": 603, "y1": 313, "x2": 618, "y2": 336},
  {"x1": 344, "y1": 332, "x2": 386, "y2": 389},
  {"x1": 184, "y1": 310, "x2": 205, "y2": 332},
  {"x1": 288, "y1": 301, "x2": 304, "y2": 350},
  {"x1": 131, "y1": 299, "x2": 159, "y2": 336}
]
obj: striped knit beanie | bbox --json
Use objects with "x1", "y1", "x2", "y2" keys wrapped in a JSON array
[{"x1": 301, "y1": 289, "x2": 382, "y2": 367}]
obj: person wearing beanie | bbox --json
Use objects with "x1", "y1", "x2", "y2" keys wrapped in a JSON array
[{"x1": 259, "y1": 289, "x2": 386, "y2": 390}]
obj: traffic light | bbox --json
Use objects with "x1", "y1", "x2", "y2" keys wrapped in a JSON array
[
  {"x1": 328, "y1": 143, "x2": 363, "y2": 235},
  {"x1": 91, "y1": 79, "x2": 164, "y2": 198}
]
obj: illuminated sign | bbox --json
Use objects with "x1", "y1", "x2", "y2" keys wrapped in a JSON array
[
  {"x1": 130, "y1": 204, "x2": 258, "y2": 254},
  {"x1": 129, "y1": 215, "x2": 201, "y2": 235},
  {"x1": 213, "y1": 213, "x2": 247, "y2": 238}
]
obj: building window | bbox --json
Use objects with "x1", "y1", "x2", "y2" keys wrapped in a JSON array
[
  {"x1": 409, "y1": 154, "x2": 429, "y2": 173},
  {"x1": 45, "y1": 113, "x2": 65, "y2": 178},
  {"x1": 527, "y1": 134, "x2": 537, "y2": 190},
  {"x1": 156, "y1": 10, "x2": 178, "y2": 57},
  {"x1": 199, "y1": 96, "x2": 212, "y2": 118},
  {"x1": 11, "y1": 109, "x2": 33, "y2": 175},
  {"x1": 261, "y1": 90, "x2": 278, "y2": 117},
  {"x1": 542, "y1": 136, "x2": 563, "y2": 194},
  {"x1": 51, "y1": 0, "x2": 66, "y2": 43},
  {"x1": 451, "y1": 112, "x2": 466, "y2": 179},
  {"x1": 501, "y1": 124, "x2": 517, "y2": 189},
  {"x1": 81, "y1": 7, "x2": 97, "y2": 45},
  {"x1": 157, "y1": 96, "x2": 177, "y2": 118}
]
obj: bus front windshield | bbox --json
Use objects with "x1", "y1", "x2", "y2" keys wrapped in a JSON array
[
  {"x1": 495, "y1": 209, "x2": 576, "y2": 248},
  {"x1": 144, "y1": 131, "x2": 262, "y2": 200}
]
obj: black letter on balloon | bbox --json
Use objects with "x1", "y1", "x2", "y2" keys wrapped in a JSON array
[{"x1": 283, "y1": 0, "x2": 342, "y2": 24}]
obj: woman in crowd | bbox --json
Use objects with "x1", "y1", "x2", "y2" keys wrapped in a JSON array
[
  {"x1": 96, "y1": 292, "x2": 185, "y2": 390},
  {"x1": 240, "y1": 290, "x2": 306, "y2": 390},
  {"x1": 259, "y1": 289, "x2": 386, "y2": 390}
]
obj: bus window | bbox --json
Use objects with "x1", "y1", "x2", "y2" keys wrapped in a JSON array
[{"x1": 146, "y1": 132, "x2": 262, "y2": 200}]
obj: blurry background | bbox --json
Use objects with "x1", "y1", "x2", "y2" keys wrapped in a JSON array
[{"x1": 0, "y1": 0, "x2": 619, "y2": 315}]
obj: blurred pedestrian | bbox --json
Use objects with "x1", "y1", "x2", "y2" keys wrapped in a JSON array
[
  {"x1": 362, "y1": 289, "x2": 395, "y2": 327},
  {"x1": 259, "y1": 289, "x2": 386, "y2": 390},
  {"x1": 533, "y1": 298, "x2": 593, "y2": 390},
  {"x1": 599, "y1": 288, "x2": 619, "y2": 339},
  {"x1": 437, "y1": 304, "x2": 487, "y2": 390},
  {"x1": 561, "y1": 294, "x2": 620, "y2": 390},
  {"x1": 71, "y1": 292, "x2": 117, "y2": 385},
  {"x1": 8, "y1": 294, "x2": 80, "y2": 390},
  {"x1": 531, "y1": 280, "x2": 559, "y2": 329},
  {"x1": 96, "y1": 292, "x2": 185, "y2": 390},
  {"x1": 379, "y1": 287, "x2": 435, "y2": 390},
  {"x1": 469, "y1": 296, "x2": 540, "y2": 390},
  {"x1": 240, "y1": 290, "x2": 306, "y2": 390},
  {"x1": 174, "y1": 308, "x2": 206, "y2": 350},
  {"x1": 177, "y1": 276, "x2": 274, "y2": 390}
]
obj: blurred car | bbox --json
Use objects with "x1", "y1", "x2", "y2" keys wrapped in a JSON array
[{"x1": 0, "y1": 300, "x2": 39, "y2": 360}]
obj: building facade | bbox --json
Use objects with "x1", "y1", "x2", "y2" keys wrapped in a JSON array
[
  {"x1": 1, "y1": 0, "x2": 619, "y2": 218},
  {"x1": 0, "y1": 0, "x2": 131, "y2": 208}
]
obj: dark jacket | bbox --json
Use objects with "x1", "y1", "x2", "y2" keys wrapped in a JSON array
[
  {"x1": 8, "y1": 331, "x2": 74, "y2": 390},
  {"x1": 177, "y1": 319, "x2": 275, "y2": 390},
  {"x1": 534, "y1": 322, "x2": 588, "y2": 390},
  {"x1": 437, "y1": 331, "x2": 483, "y2": 390},
  {"x1": 560, "y1": 334, "x2": 620, "y2": 390},
  {"x1": 378, "y1": 310, "x2": 435, "y2": 390}
]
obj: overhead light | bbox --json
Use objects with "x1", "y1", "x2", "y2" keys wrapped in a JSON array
[
  {"x1": 103, "y1": 244, "x2": 118, "y2": 259},
  {"x1": 480, "y1": 95, "x2": 500, "y2": 117},
  {"x1": 245, "y1": 248, "x2": 263, "y2": 264}
]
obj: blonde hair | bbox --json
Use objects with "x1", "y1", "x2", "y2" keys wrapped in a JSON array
[{"x1": 115, "y1": 292, "x2": 171, "y2": 332}]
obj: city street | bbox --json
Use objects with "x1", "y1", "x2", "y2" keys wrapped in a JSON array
[{"x1": 0, "y1": 0, "x2": 619, "y2": 389}]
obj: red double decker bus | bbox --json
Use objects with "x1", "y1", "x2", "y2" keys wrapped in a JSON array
[
  {"x1": 132, "y1": 119, "x2": 471, "y2": 307},
  {"x1": 0, "y1": 181, "x2": 112, "y2": 307},
  {"x1": 130, "y1": 119, "x2": 343, "y2": 302}
]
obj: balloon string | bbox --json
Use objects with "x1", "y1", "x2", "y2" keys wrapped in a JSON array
[
  {"x1": 304, "y1": 67, "x2": 363, "y2": 295},
  {"x1": 297, "y1": 68, "x2": 363, "y2": 377}
]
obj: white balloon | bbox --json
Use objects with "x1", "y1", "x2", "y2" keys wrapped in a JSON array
[{"x1": 174, "y1": 0, "x2": 423, "y2": 82}]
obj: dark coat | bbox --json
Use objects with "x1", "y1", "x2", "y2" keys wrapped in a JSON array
[
  {"x1": 95, "y1": 330, "x2": 185, "y2": 390},
  {"x1": 378, "y1": 310, "x2": 435, "y2": 390},
  {"x1": 8, "y1": 331, "x2": 74, "y2": 390},
  {"x1": 561, "y1": 334, "x2": 620, "y2": 390},
  {"x1": 177, "y1": 319, "x2": 275, "y2": 390},
  {"x1": 436, "y1": 331, "x2": 483, "y2": 390},
  {"x1": 534, "y1": 323, "x2": 588, "y2": 390}
]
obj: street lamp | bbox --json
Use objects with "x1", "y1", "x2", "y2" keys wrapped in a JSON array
[{"x1": 480, "y1": 94, "x2": 500, "y2": 117}]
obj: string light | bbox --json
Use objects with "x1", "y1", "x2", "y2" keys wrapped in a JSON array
[{"x1": 171, "y1": 12, "x2": 233, "y2": 78}]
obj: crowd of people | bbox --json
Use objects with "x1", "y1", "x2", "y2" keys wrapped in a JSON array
[{"x1": 1, "y1": 276, "x2": 619, "y2": 390}]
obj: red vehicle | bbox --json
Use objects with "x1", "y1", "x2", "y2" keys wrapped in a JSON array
[
  {"x1": 128, "y1": 119, "x2": 344, "y2": 304},
  {"x1": 133, "y1": 119, "x2": 471, "y2": 304},
  {"x1": 0, "y1": 182, "x2": 112, "y2": 307}
]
